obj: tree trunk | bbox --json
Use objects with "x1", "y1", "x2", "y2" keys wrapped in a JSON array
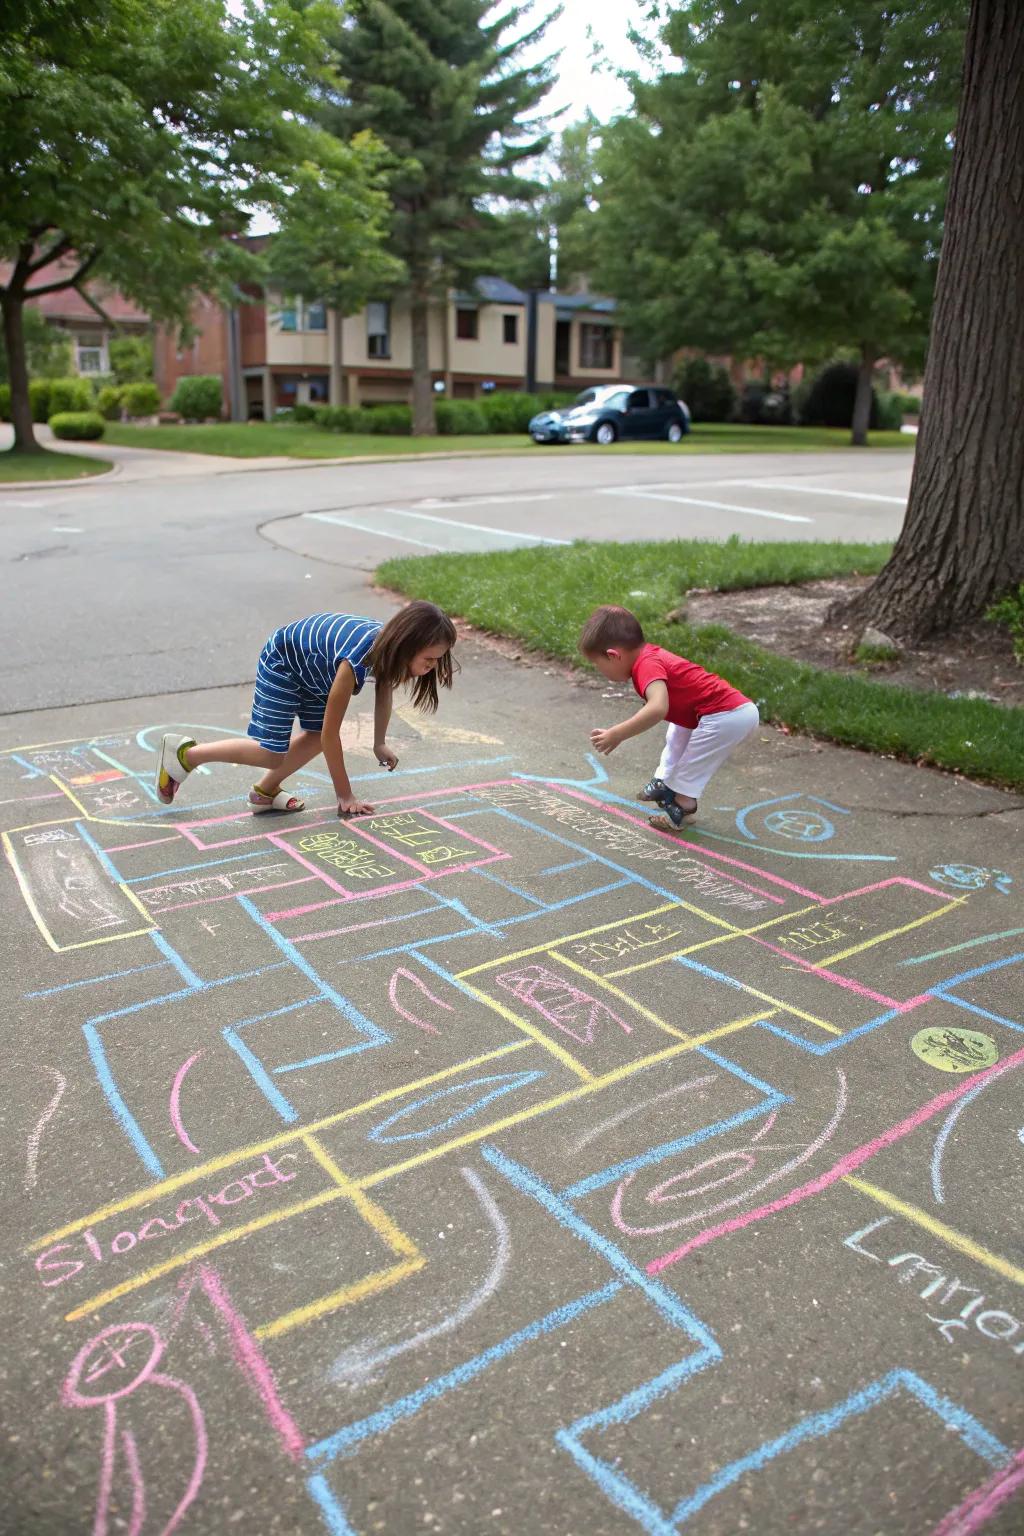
[
  {"x1": 410, "y1": 289, "x2": 435, "y2": 435},
  {"x1": 850, "y1": 346, "x2": 875, "y2": 446},
  {"x1": 831, "y1": 0, "x2": 1024, "y2": 641},
  {"x1": 1, "y1": 294, "x2": 41, "y2": 453},
  {"x1": 329, "y1": 308, "x2": 344, "y2": 407}
]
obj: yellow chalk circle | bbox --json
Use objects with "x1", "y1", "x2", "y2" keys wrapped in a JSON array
[{"x1": 910, "y1": 1025, "x2": 998, "y2": 1073}]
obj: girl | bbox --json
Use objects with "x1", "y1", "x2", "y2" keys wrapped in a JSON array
[{"x1": 155, "y1": 602, "x2": 457, "y2": 817}]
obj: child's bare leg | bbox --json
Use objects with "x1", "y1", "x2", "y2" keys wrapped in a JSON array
[
  {"x1": 184, "y1": 738, "x2": 285, "y2": 772},
  {"x1": 254, "y1": 729, "x2": 322, "y2": 796}
]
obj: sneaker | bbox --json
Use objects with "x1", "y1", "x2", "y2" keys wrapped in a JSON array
[
  {"x1": 653, "y1": 785, "x2": 697, "y2": 828},
  {"x1": 155, "y1": 734, "x2": 195, "y2": 805},
  {"x1": 638, "y1": 777, "x2": 666, "y2": 802}
]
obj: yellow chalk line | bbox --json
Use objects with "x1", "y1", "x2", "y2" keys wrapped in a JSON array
[{"x1": 843, "y1": 1176, "x2": 1024, "y2": 1288}]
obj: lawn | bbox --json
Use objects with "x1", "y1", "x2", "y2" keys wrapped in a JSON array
[
  {"x1": 378, "y1": 538, "x2": 1024, "y2": 792},
  {"x1": 103, "y1": 420, "x2": 913, "y2": 460},
  {"x1": 0, "y1": 448, "x2": 112, "y2": 482}
]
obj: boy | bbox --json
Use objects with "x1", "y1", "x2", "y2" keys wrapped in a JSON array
[{"x1": 580, "y1": 605, "x2": 759, "y2": 829}]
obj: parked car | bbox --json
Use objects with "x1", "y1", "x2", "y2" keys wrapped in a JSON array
[{"x1": 529, "y1": 385, "x2": 691, "y2": 445}]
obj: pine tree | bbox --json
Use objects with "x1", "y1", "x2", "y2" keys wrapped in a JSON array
[{"x1": 320, "y1": 0, "x2": 557, "y2": 433}]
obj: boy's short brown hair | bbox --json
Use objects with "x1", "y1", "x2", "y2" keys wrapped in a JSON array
[{"x1": 579, "y1": 605, "x2": 645, "y2": 655}]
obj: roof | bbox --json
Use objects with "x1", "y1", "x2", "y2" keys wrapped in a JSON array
[
  {"x1": 0, "y1": 253, "x2": 149, "y2": 324},
  {"x1": 452, "y1": 276, "x2": 617, "y2": 314}
]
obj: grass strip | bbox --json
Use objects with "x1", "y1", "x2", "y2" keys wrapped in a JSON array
[
  {"x1": 378, "y1": 538, "x2": 1023, "y2": 791},
  {"x1": 0, "y1": 448, "x2": 111, "y2": 482},
  {"x1": 102, "y1": 421, "x2": 912, "y2": 460}
]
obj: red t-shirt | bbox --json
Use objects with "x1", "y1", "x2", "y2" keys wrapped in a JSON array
[{"x1": 631, "y1": 643, "x2": 751, "y2": 730}]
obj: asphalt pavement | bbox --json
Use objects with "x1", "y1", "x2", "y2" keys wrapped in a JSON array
[{"x1": 2, "y1": 444, "x2": 1023, "y2": 1536}]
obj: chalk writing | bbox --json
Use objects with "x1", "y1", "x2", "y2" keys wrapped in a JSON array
[{"x1": 495, "y1": 962, "x2": 632, "y2": 1044}]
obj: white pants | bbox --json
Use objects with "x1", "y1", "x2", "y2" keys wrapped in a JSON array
[{"x1": 656, "y1": 702, "x2": 760, "y2": 800}]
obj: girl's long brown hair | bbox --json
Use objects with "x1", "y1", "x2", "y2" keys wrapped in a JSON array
[{"x1": 368, "y1": 601, "x2": 458, "y2": 712}]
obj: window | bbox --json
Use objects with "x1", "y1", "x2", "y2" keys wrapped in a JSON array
[
  {"x1": 502, "y1": 313, "x2": 518, "y2": 344},
  {"x1": 367, "y1": 301, "x2": 390, "y2": 358},
  {"x1": 305, "y1": 301, "x2": 327, "y2": 332},
  {"x1": 579, "y1": 323, "x2": 614, "y2": 370},
  {"x1": 278, "y1": 299, "x2": 297, "y2": 333},
  {"x1": 76, "y1": 345, "x2": 104, "y2": 374},
  {"x1": 456, "y1": 307, "x2": 478, "y2": 340}
]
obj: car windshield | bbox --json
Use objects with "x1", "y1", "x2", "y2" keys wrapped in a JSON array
[{"x1": 573, "y1": 390, "x2": 597, "y2": 407}]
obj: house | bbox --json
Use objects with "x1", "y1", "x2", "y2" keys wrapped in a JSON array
[
  {"x1": 153, "y1": 274, "x2": 625, "y2": 419},
  {"x1": 0, "y1": 254, "x2": 150, "y2": 376}
]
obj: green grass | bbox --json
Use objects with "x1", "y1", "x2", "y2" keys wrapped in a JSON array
[
  {"x1": 378, "y1": 538, "x2": 1024, "y2": 792},
  {"x1": 0, "y1": 448, "x2": 111, "y2": 481},
  {"x1": 102, "y1": 420, "x2": 912, "y2": 460}
]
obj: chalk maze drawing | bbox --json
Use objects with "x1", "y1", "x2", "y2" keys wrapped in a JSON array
[{"x1": 3, "y1": 730, "x2": 1024, "y2": 1534}]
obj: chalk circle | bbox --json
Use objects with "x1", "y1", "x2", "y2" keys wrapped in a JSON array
[
  {"x1": 62, "y1": 1322, "x2": 164, "y2": 1406},
  {"x1": 910, "y1": 1026, "x2": 998, "y2": 1074}
]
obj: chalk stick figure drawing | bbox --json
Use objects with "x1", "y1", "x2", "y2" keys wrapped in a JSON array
[{"x1": 62, "y1": 1322, "x2": 207, "y2": 1536}]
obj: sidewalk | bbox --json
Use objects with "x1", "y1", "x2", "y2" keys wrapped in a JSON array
[{"x1": 2, "y1": 639, "x2": 1022, "y2": 1535}]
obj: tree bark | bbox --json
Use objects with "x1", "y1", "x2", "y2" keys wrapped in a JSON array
[
  {"x1": 1, "y1": 294, "x2": 41, "y2": 453},
  {"x1": 832, "y1": 0, "x2": 1024, "y2": 640},
  {"x1": 410, "y1": 288, "x2": 436, "y2": 435},
  {"x1": 850, "y1": 345, "x2": 875, "y2": 447}
]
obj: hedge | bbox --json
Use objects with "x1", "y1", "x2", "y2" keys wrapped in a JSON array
[{"x1": 49, "y1": 411, "x2": 106, "y2": 441}]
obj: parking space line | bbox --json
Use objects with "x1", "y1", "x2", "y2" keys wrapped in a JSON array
[
  {"x1": 722, "y1": 481, "x2": 906, "y2": 505},
  {"x1": 381, "y1": 507, "x2": 570, "y2": 545},
  {"x1": 598, "y1": 488, "x2": 814, "y2": 525},
  {"x1": 305, "y1": 513, "x2": 446, "y2": 550}
]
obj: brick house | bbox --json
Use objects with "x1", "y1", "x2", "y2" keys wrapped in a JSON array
[{"x1": 153, "y1": 269, "x2": 626, "y2": 419}]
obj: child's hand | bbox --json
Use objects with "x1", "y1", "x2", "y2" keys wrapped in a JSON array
[
  {"x1": 338, "y1": 794, "x2": 375, "y2": 817},
  {"x1": 375, "y1": 745, "x2": 399, "y2": 772},
  {"x1": 590, "y1": 726, "x2": 622, "y2": 756}
]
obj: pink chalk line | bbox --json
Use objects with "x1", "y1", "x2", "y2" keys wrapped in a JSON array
[
  {"x1": 819, "y1": 874, "x2": 956, "y2": 904},
  {"x1": 173, "y1": 776, "x2": 515, "y2": 850},
  {"x1": 557, "y1": 787, "x2": 808, "y2": 903},
  {"x1": 747, "y1": 934, "x2": 931, "y2": 1013},
  {"x1": 266, "y1": 852, "x2": 507, "y2": 925},
  {"x1": 646, "y1": 1042, "x2": 1024, "y2": 1275},
  {"x1": 120, "y1": 1427, "x2": 145, "y2": 1536},
  {"x1": 929, "y1": 1446, "x2": 1024, "y2": 1536},
  {"x1": 104, "y1": 833, "x2": 182, "y2": 854},
  {"x1": 150, "y1": 1372, "x2": 207, "y2": 1535},
  {"x1": 198, "y1": 1266, "x2": 305, "y2": 1461},
  {"x1": 169, "y1": 1053, "x2": 203, "y2": 1156}
]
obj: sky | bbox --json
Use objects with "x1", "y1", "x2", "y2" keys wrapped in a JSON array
[{"x1": 529, "y1": 1, "x2": 644, "y2": 126}]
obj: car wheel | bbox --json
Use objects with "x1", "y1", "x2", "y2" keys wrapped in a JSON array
[
  {"x1": 594, "y1": 421, "x2": 617, "y2": 445},
  {"x1": 666, "y1": 422, "x2": 684, "y2": 443}
]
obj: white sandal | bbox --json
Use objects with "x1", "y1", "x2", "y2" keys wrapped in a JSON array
[{"x1": 249, "y1": 786, "x2": 305, "y2": 814}]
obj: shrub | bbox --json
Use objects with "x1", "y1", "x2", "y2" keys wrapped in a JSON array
[
  {"x1": 121, "y1": 381, "x2": 161, "y2": 418},
  {"x1": 291, "y1": 401, "x2": 318, "y2": 423},
  {"x1": 313, "y1": 404, "x2": 351, "y2": 431},
  {"x1": 986, "y1": 583, "x2": 1024, "y2": 666},
  {"x1": 0, "y1": 383, "x2": 10, "y2": 420},
  {"x1": 108, "y1": 336, "x2": 154, "y2": 384},
  {"x1": 736, "y1": 382, "x2": 791, "y2": 426},
  {"x1": 95, "y1": 384, "x2": 125, "y2": 421},
  {"x1": 672, "y1": 357, "x2": 737, "y2": 422},
  {"x1": 436, "y1": 400, "x2": 487, "y2": 435},
  {"x1": 479, "y1": 391, "x2": 540, "y2": 434},
  {"x1": 170, "y1": 374, "x2": 223, "y2": 420},
  {"x1": 366, "y1": 405, "x2": 412, "y2": 435},
  {"x1": 49, "y1": 411, "x2": 106, "y2": 441},
  {"x1": 29, "y1": 379, "x2": 52, "y2": 421},
  {"x1": 47, "y1": 377, "x2": 93, "y2": 415},
  {"x1": 896, "y1": 391, "x2": 921, "y2": 415},
  {"x1": 800, "y1": 362, "x2": 879, "y2": 429},
  {"x1": 874, "y1": 391, "x2": 904, "y2": 431}
]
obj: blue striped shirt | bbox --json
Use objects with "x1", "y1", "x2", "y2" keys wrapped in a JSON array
[{"x1": 272, "y1": 614, "x2": 382, "y2": 698}]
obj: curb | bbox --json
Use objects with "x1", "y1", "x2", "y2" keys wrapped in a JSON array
[{"x1": 0, "y1": 457, "x2": 121, "y2": 492}]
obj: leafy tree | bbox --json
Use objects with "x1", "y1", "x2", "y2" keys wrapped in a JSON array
[
  {"x1": 0, "y1": 307, "x2": 73, "y2": 384},
  {"x1": 268, "y1": 146, "x2": 406, "y2": 405},
  {"x1": 0, "y1": 0, "x2": 390, "y2": 453},
  {"x1": 107, "y1": 336, "x2": 154, "y2": 384},
  {"x1": 592, "y1": 0, "x2": 966, "y2": 443},
  {"x1": 490, "y1": 117, "x2": 601, "y2": 294},
  {"x1": 319, "y1": 0, "x2": 558, "y2": 433},
  {"x1": 831, "y1": 0, "x2": 1024, "y2": 639}
]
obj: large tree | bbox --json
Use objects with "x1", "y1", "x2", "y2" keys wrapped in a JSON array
[
  {"x1": 320, "y1": 0, "x2": 557, "y2": 433},
  {"x1": 592, "y1": 0, "x2": 965, "y2": 442},
  {"x1": 0, "y1": 0, "x2": 390, "y2": 452},
  {"x1": 831, "y1": 0, "x2": 1024, "y2": 639}
]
